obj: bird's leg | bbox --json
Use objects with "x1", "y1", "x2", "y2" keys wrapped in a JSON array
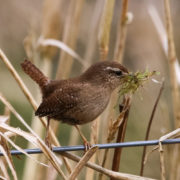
[
  {"x1": 75, "y1": 125, "x2": 91, "y2": 151},
  {"x1": 45, "y1": 117, "x2": 52, "y2": 150}
]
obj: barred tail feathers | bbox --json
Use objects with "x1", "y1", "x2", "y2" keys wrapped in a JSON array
[{"x1": 21, "y1": 60, "x2": 49, "y2": 90}]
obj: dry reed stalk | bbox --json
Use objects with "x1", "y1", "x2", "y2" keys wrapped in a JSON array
[
  {"x1": 83, "y1": 0, "x2": 105, "y2": 65},
  {"x1": 98, "y1": 0, "x2": 115, "y2": 60},
  {"x1": 56, "y1": 0, "x2": 84, "y2": 79},
  {"x1": 40, "y1": 0, "x2": 61, "y2": 59},
  {"x1": 0, "y1": 157, "x2": 10, "y2": 180},
  {"x1": 0, "y1": 49, "x2": 38, "y2": 110},
  {"x1": 163, "y1": 0, "x2": 180, "y2": 179},
  {"x1": 85, "y1": 119, "x2": 99, "y2": 180},
  {"x1": 111, "y1": 98, "x2": 131, "y2": 177},
  {"x1": 114, "y1": 0, "x2": 129, "y2": 62},
  {"x1": 0, "y1": 133, "x2": 17, "y2": 180},
  {"x1": 0, "y1": 93, "x2": 67, "y2": 179},
  {"x1": 158, "y1": 129, "x2": 180, "y2": 180},
  {"x1": 148, "y1": 5, "x2": 180, "y2": 179},
  {"x1": 0, "y1": 121, "x2": 10, "y2": 180},
  {"x1": 159, "y1": 142, "x2": 166, "y2": 180},
  {"x1": 60, "y1": 151, "x2": 155, "y2": 180},
  {"x1": 69, "y1": 146, "x2": 98, "y2": 180},
  {"x1": 140, "y1": 81, "x2": 164, "y2": 176},
  {"x1": 164, "y1": 0, "x2": 180, "y2": 128},
  {"x1": 99, "y1": 97, "x2": 131, "y2": 180},
  {"x1": 0, "y1": 145, "x2": 17, "y2": 180},
  {"x1": 102, "y1": 0, "x2": 129, "y2": 144}
]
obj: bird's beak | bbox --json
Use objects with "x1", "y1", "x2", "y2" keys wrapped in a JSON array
[{"x1": 121, "y1": 71, "x2": 129, "y2": 78}]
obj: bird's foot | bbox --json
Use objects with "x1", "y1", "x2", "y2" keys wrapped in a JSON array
[{"x1": 83, "y1": 140, "x2": 92, "y2": 152}]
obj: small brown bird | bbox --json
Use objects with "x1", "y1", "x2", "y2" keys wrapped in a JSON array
[{"x1": 21, "y1": 60, "x2": 128, "y2": 149}]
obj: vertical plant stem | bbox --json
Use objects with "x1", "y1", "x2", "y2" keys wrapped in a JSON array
[
  {"x1": 114, "y1": 0, "x2": 129, "y2": 63},
  {"x1": 111, "y1": 103, "x2": 130, "y2": 177},
  {"x1": 85, "y1": 119, "x2": 99, "y2": 180},
  {"x1": 56, "y1": 0, "x2": 84, "y2": 79},
  {"x1": 99, "y1": 97, "x2": 131, "y2": 180},
  {"x1": 83, "y1": 1, "x2": 105, "y2": 66},
  {"x1": 164, "y1": 0, "x2": 180, "y2": 127},
  {"x1": 69, "y1": 147, "x2": 98, "y2": 180},
  {"x1": 140, "y1": 81, "x2": 164, "y2": 176},
  {"x1": 102, "y1": 0, "x2": 129, "y2": 142},
  {"x1": 159, "y1": 142, "x2": 166, "y2": 180},
  {"x1": 164, "y1": 0, "x2": 180, "y2": 179},
  {"x1": 98, "y1": 0, "x2": 115, "y2": 60}
]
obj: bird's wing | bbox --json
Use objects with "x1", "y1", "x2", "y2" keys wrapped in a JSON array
[{"x1": 35, "y1": 87, "x2": 80, "y2": 118}]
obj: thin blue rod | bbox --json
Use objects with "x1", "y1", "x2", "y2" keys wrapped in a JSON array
[{"x1": 1, "y1": 138, "x2": 180, "y2": 156}]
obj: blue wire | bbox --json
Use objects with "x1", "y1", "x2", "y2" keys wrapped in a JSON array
[{"x1": 1, "y1": 138, "x2": 180, "y2": 156}]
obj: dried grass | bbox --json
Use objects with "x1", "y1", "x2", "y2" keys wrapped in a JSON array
[{"x1": 0, "y1": 0, "x2": 179, "y2": 179}]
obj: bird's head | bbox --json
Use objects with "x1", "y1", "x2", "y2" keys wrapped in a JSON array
[{"x1": 81, "y1": 61, "x2": 129, "y2": 91}]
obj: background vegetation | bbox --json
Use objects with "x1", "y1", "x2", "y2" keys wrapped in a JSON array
[{"x1": 0, "y1": 0, "x2": 180, "y2": 179}]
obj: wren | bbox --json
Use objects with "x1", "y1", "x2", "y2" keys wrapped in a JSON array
[{"x1": 21, "y1": 60, "x2": 128, "y2": 148}]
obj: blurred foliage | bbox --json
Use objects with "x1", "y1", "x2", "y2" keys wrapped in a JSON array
[{"x1": 0, "y1": 0, "x2": 180, "y2": 179}]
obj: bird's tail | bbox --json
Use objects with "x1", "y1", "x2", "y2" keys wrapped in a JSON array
[{"x1": 21, "y1": 60, "x2": 49, "y2": 92}]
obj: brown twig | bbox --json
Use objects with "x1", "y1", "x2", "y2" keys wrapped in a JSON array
[
  {"x1": 60, "y1": 151, "x2": 155, "y2": 180},
  {"x1": 164, "y1": 0, "x2": 180, "y2": 127},
  {"x1": 111, "y1": 97, "x2": 131, "y2": 177},
  {"x1": 99, "y1": 97, "x2": 131, "y2": 180},
  {"x1": 114, "y1": 0, "x2": 129, "y2": 63},
  {"x1": 140, "y1": 81, "x2": 164, "y2": 176},
  {"x1": 98, "y1": 0, "x2": 115, "y2": 60},
  {"x1": 164, "y1": 0, "x2": 180, "y2": 178},
  {"x1": 69, "y1": 146, "x2": 98, "y2": 180},
  {"x1": 159, "y1": 142, "x2": 166, "y2": 180}
]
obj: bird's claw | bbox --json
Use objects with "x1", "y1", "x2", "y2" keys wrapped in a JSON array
[{"x1": 84, "y1": 141, "x2": 92, "y2": 152}]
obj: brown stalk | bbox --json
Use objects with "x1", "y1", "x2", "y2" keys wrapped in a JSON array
[
  {"x1": 83, "y1": 1, "x2": 105, "y2": 66},
  {"x1": 0, "y1": 135, "x2": 16, "y2": 180},
  {"x1": 0, "y1": 93, "x2": 67, "y2": 180},
  {"x1": 163, "y1": 0, "x2": 180, "y2": 179},
  {"x1": 102, "y1": 0, "x2": 129, "y2": 144},
  {"x1": 111, "y1": 97, "x2": 131, "y2": 177},
  {"x1": 114, "y1": 0, "x2": 129, "y2": 63},
  {"x1": 69, "y1": 146, "x2": 98, "y2": 180},
  {"x1": 98, "y1": 0, "x2": 115, "y2": 60},
  {"x1": 140, "y1": 81, "x2": 164, "y2": 176},
  {"x1": 85, "y1": 118, "x2": 99, "y2": 180},
  {"x1": 164, "y1": 0, "x2": 180, "y2": 127},
  {"x1": 56, "y1": 0, "x2": 84, "y2": 79},
  {"x1": 59, "y1": 151, "x2": 155, "y2": 180},
  {"x1": 99, "y1": 97, "x2": 131, "y2": 180},
  {"x1": 159, "y1": 142, "x2": 166, "y2": 180},
  {"x1": 0, "y1": 144, "x2": 17, "y2": 180}
]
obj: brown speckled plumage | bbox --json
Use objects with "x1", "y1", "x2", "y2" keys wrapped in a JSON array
[{"x1": 21, "y1": 60, "x2": 128, "y2": 125}]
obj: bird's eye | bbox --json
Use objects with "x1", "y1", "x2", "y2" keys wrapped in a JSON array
[{"x1": 114, "y1": 70, "x2": 122, "y2": 76}]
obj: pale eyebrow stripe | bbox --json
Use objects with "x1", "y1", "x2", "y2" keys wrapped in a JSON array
[{"x1": 105, "y1": 67, "x2": 121, "y2": 72}]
